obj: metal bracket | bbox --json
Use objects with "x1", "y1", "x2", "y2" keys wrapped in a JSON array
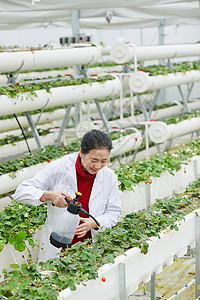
[
  {"x1": 94, "y1": 99, "x2": 111, "y2": 134},
  {"x1": 177, "y1": 83, "x2": 194, "y2": 113},
  {"x1": 6, "y1": 60, "x2": 24, "y2": 84},
  {"x1": 56, "y1": 104, "x2": 72, "y2": 143},
  {"x1": 24, "y1": 112, "x2": 43, "y2": 150}
]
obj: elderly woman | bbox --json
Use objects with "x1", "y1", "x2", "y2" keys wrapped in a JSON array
[{"x1": 14, "y1": 129, "x2": 122, "y2": 262}]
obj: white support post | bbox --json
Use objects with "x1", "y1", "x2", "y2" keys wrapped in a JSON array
[{"x1": 118, "y1": 263, "x2": 127, "y2": 300}]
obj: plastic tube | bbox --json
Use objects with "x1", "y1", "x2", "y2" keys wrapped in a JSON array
[
  {"x1": 0, "y1": 44, "x2": 101, "y2": 73},
  {"x1": 110, "y1": 130, "x2": 142, "y2": 158},
  {"x1": 111, "y1": 42, "x2": 200, "y2": 64},
  {"x1": 148, "y1": 117, "x2": 200, "y2": 143},
  {"x1": 0, "y1": 76, "x2": 121, "y2": 117},
  {"x1": 129, "y1": 70, "x2": 200, "y2": 93}
]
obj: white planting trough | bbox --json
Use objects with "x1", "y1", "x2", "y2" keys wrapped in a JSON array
[
  {"x1": 0, "y1": 45, "x2": 101, "y2": 73},
  {"x1": 0, "y1": 132, "x2": 58, "y2": 160},
  {"x1": 129, "y1": 70, "x2": 200, "y2": 93},
  {"x1": 148, "y1": 117, "x2": 200, "y2": 144},
  {"x1": 110, "y1": 42, "x2": 200, "y2": 64},
  {"x1": 110, "y1": 130, "x2": 142, "y2": 158},
  {"x1": 58, "y1": 209, "x2": 199, "y2": 300},
  {"x1": 0, "y1": 76, "x2": 121, "y2": 117}
]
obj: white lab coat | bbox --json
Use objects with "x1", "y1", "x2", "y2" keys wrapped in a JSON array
[{"x1": 14, "y1": 152, "x2": 122, "y2": 262}]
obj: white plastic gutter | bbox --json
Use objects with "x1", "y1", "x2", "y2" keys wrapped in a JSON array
[
  {"x1": 58, "y1": 210, "x2": 199, "y2": 300},
  {"x1": 0, "y1": 162, "x2": 48, "y2": 195},
  {"x1": 0, "y1": 94, "x2": 154, "y2": 133},
  {"x1": 129, "y1": 70, "x2": 200, "y2": 93},
  {"x1": 148, "y1": 117, "x2": 200, "y2": 143},
  {"x1": 110, "y1": 42, "x2": 200, "y2": 64},
  {"x1": 96, "y1": 101, "x2": 200, "y2": 130},
  {"x1": 0, "y1": 45, "x2": 101, "y2": 73},
  {"x1": 110, "y1": 130, "x2": 142, "y2": 158},
  {"x1": 0, "y1": 132, "x2": 58, "y2": 160},
  {"x1": 0, "y1": 66, "x2": 123, "y2": 85},
  {"x1": 0, "y1": 76, "x2": 121, "y2": 117}
]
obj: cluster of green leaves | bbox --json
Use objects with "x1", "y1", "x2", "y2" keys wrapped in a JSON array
[
  {"x1": 1, "y1": 177, "x2": 200, "y2": 298},
  {"x1": 0, "y1": 128, "x2": 50, "y2": 147},
  {"x1": 0, "y1": 200, "x2": 47, "y2": 252},
  {"x1": 0, "y1": 145, "x2": 68, "y2": 176},
  {"x1": 115, "y1": 139, "x2": 200, "y2": 191},
  {"x1": 1, "y1": 263, "x2": 58, "y2": 300},
  {"x1": 0, "y1": 104, "x2": 64, "y2": 120},
  {"x1": 137, "y1": 60, "x2": 200, "y2": 76},
  {"x1": 0, "y1": 75, "x2": 115, "y2": 98},
  {"x1": 164, "y1": 110, "x2": 200, "y2": 125}
]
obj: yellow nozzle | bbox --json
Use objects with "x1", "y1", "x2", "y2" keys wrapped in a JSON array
[{"x1": 76, "y1": 191, "x2": 82, "y2": 196}]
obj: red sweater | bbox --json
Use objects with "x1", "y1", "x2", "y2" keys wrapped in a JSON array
[{"x1": 71, "y1": 155, "x2": 96, "y2": 245}]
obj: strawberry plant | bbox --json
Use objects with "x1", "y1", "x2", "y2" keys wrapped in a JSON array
[
  {"x1": 0, "y1": 174, "x2": 200, "y2": 297},
  {"x1": 0, "y1": 75, "x2": 115, "y2": 99},
  {"x1": 0, "y1": 200, "x2": 47, "y2": 252}
]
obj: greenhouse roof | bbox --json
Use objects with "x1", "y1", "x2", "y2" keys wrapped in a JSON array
[{"x1": 0, "y1": 0, "x2": 199, "y2": 29}]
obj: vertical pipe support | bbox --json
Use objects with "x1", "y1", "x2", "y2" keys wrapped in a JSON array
[
  {"x1": 118, "y1": 263, "x2": 126, "y2": 300},
  {"x1": 146, "y1": 181, "x2": 151, "y2": 210},
  {"x1": 195, "y1": 215, "x2": 200, "y2": 298},
  {"x1": 151, "y1": 272, "x2": 156, "y2": 300}
]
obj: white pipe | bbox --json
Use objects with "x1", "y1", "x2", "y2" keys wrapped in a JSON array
[
  {"x1": 129, "y1": 70, "x2": 200, "y2": 93},
  {"x1": 0, "y1": 162, "x2": 48, "y2": 195},
  {"x1": 0, "y1": 93, "x2": 153, "y2": 133},
  {"x1": 0, "y1": 76, "x2": 121, "y2": 117},
  {"x1": 110, "y1": 130, "x2": 142, "y2": 158},
  {"x1": 0, "y1": 45, "x2": 101, "y2": 73},
  {"x1": 100, "y1": 45, "x2": 112, "y2": 56},
  {"x1": 148, "y1": 117, "x2": 200, "y2": 143},
  {"x1": 110, "y1": 42, "x2": 200, "y2": 64},
  {"x1": 0, "y1": 66, "x2": 123, "y2": 85},
  {"x1": 0, "y1": 132, "x2": 58, "y2": 160},
  {"x1": 167, "y1": 278, "x2": 195, "y2": 300}
]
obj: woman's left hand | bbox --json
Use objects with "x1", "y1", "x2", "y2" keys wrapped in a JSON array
[{"x1": 74, "y1": 217, "x2": 97, "y2": 238}]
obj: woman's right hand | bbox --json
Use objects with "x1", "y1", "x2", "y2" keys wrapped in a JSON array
[{"x1": 40, "y1": 190, "x2": 69, "y2": 208}]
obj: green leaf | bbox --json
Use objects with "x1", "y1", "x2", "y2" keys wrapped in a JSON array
[
  {"x1": 16, "y1": 231, "x2": 27, "y2": 242},
  {"x1": 15, "y1": 241, "x2": 26, "y2": 252},
  {"x1": 9, "y1": 235, "x2": 16, "y2": 245},
  {"x1": 10, "y1": 263, "x2": 20, "y2": 269},
  {"x1": 28, "y1": 238, "x2": 36, "y2": 247}
]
